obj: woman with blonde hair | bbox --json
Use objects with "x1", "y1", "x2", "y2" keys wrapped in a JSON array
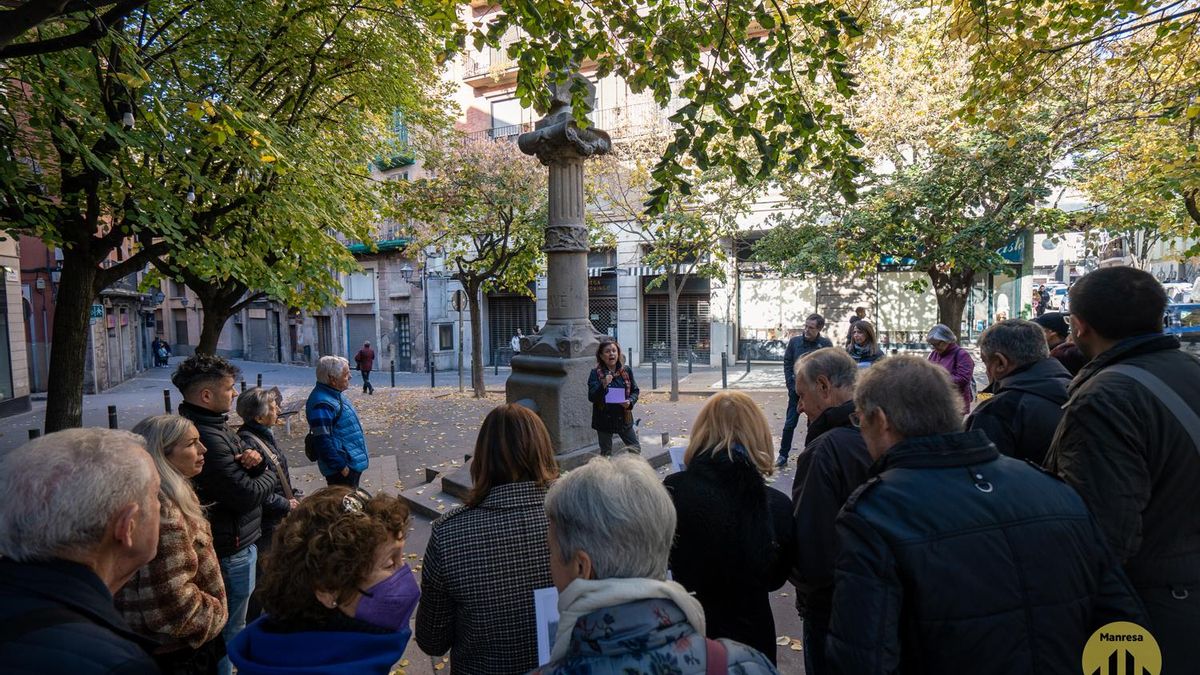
[
  {"x1": 416, "y1": 403, "x2": 560, "y2": 674},
  {"x1": 663, "y1": 391, "x2": 794, "y2": 664},
  {"x1": 117, "y1": 414, "x2": 228, "y2": 674}
]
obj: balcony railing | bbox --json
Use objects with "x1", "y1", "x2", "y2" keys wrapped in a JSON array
[{"x1": 463, "y1": 101, "x2": 678, "y2": 143}]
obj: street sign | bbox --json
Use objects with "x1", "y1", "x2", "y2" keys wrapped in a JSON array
[
  {"x1": 90, "y1": 304, "x2": 104, "y2": 319},
  {"x1": 451, "y1": 290, "x2": 466, "y2": 312}
]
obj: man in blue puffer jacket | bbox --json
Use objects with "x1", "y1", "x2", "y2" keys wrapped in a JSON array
[
  {"x1": 827, "y1": 356, "x2": 1146, "y2": 675},
  {"x1": 306, "y1": 356, "x2": 370, "y2": 487}
]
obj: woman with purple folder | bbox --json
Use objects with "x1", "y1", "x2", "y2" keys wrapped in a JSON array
[{"x1": 587, "y1": 340, "x2": 641, "y2": 455}]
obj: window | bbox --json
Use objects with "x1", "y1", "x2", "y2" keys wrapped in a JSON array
[
  {"x1": 344, "y1": 271, "x2": 375, "y2": 301},
  {"x1": 438, "y1": 324, "x2": 454, "y2": 351}
]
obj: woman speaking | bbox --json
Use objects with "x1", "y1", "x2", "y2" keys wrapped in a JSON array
[{"x1": 587, "y1": 340, "x2": 641, "y2": 455}]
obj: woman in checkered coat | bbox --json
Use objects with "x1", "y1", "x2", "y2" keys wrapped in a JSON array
[
  {"x1": 117, "y1": 415, "x2": 229, "y2": 674},
  {"x1": 416, "y1": 404, "x2": 560, "y2": 674}
]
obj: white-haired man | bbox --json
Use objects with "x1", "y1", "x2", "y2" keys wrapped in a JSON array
[
  {"x1": 0, "y1": 429, "x2": 162, "y2": 674},
  {"x1": 306, "y1": 355, "x2": 370, "y2": 487}
]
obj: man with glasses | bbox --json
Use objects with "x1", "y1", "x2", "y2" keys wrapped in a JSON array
[
  {"x1": 790, "y1": 348, "x2": 873, "y2": 674},
  {"x1": 826, "y1": 356, "x2": 1143, "y2": 674},
  {"x1": 779, "y1": 313, "x2": 832, "y2": 468}
]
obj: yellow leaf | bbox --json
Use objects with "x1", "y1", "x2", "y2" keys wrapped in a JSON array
[
  {"x1": 1006, "y1": 137, "x2": 1018, "y2": 148},
  {"x1": 434, "y1": 664, "x2": 445, "y2": 671},
  {"x1": 260, "y1": 154, "x2": 277, "y2": 163},
  {"x1": 1186, "y1": 106, "x2": 1200, "y2": 120}
]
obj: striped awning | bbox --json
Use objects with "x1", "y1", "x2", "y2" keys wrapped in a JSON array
[
  {"x1": 629, "y1": 264, "x2": 694, "y2": 277},
  {"x1": 587, "y1": 266, "x2": 617, "y2": 277}
]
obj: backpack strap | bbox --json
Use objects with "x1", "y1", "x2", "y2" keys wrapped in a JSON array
[
  {"x1": 1103, "y1": 364, "x2": 1200, "y2": 455},
  {"x1": 0, "y1": 607, "x2": 89, "y2": 645},
  {"x1": 705, "y1": 637, "x2": 728, "y2": 675}
]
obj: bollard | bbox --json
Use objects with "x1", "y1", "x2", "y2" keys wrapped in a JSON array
[
  {"x1": 661, "y1": 432, "x2": 670, "y2": 446},
  {"x1": 629, "y1": 349, "x2": 634, "y2": 368},
  {"x1": 430, "y1": 362, "x2": 436, "y2": 388},
  {"x1": 746, "y1": 352, "x2": 751, "y2": 374},
  {"x1": 687, "y1": 350, "x2": 693, "y2": 374},
  {"x1": 721, "y1": 352, "x2": 728, "y2": 389},
  {"x1": 241, "y1": 379, "x2": 247, "y2": 393},
  {"x1": 390, "y1": 360, "x2": 395, "y2": 387},
  {"x1": 651, "y1": 358, "x2": 658, "y2": 390},
  {"x1": 28, "y1": 428, "x2": 40, "y2": 439},
  {"x1": 493, "y1": 350, "x2": 498, "y2": 376},
  {"x1": 163, "y1": 389, "x2": 172, "y2": 413},
  {"x1": 107, "y1": 405, "x2": 118, "y2": 429},
  {"x1": 256, "y1": 373, "x2": 262, "y2": 388}
]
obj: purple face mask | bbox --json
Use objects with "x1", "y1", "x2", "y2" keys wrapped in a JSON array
[{"x1": 355, "y1": 563, "x2": 420, "y2": 632}]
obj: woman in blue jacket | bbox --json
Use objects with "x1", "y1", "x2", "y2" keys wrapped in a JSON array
[{"x1": 587, "y1": 340, "x2": 641, "y2": 455}]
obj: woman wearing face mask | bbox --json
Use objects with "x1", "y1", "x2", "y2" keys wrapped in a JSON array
[
  {"x1": 227, "y1": 487, "x2": 419, "y2": 675},
  {"x1": 586, "y1": 339, "x2": 641, "y2": 455}
]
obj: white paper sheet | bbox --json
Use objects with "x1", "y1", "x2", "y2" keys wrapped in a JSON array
[
  {"x1": 668, "y1": 446, "x2": 687, "y2": 472},
  {"x1": 533, "y1": 586, "x2": 560, "y2": 666}
]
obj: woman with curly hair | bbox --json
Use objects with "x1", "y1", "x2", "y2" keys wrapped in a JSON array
[
  {"x1": 117, "y1": 414, "x2": 229, "y2": 674},
  {"x1": 227, "y1": 487, "x2": 419, "y2": 675}
]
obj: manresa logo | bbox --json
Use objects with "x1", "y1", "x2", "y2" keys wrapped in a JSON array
[{"x1": 1082, "y1": 621, "x2": 1162, "y2": 675}]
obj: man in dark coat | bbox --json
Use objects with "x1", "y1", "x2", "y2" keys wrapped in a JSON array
[
  {"x1": 827, "y1": 356, "x2": 1145, "y2": 675},
  {"x1": 1033, "y1": 311, "x2": 1088, "y2": 375},
  {"x1": 1046, "y1": 266, "x2": 1200, "y2": 670},
  {"x1": 353, "y1": 341, "x2": 375, "y2": 395},
  {"x1": 790, "y1": 348, "x2": 874, "y2": 675},
  {"x1": 778, "y1": 313, "x2": 833, "y2": 468},
  {"x1": 966, "y1": 319, "x2": 1071, "y2": 466},
  {"x1": 0, "y1": 429, "x2": 162, "y2": 674},
  {"x1": 174, "y1": 354, "x2": 275, "y2": 675}
]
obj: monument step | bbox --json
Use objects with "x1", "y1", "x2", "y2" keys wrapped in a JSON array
[
  {"x1": 440, "y1": 466, "x2": 474, "y2": 501},
  {"x1": 400, "y1": 483, "x2": 465, "y2": 520}
]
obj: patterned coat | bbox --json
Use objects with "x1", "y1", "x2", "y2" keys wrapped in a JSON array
[
  {"x1": 415, "y1": 481, "x2": 552, "y2": 675},
  {"x1": 530, "y1": 597, "x2": 778, "y2": 675},
  {"x1": 116, "y1": 498, "x2": 229, "y2": 650}
]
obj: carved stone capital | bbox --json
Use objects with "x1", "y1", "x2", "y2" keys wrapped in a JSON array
[
  {"x1": 518, "y1": 118, "x2": 612, "y2": 165},
  {"x1": 544, "y1": 225, "x2": 589, "y2": 253},
  {"x1": 522, "y1": 322, "x2": 602, "y2": 359}
]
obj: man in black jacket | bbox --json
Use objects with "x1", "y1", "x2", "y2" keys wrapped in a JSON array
[
  {"x1": 966, "y1": 319, "x2": 1071, "y2": 466},
  {"x1": 1046, "y1": 266, "x2": 1200, "y2": 670},
  {"x1": 778, "y1": 313, "x2": 833, "y2": 468},
  {"x1": 0, "y1": 429, "x2": 162, "y2": 674},
  {"x1": 827, "y1": 356, "x2": 1145, "y2": 675},
  {"x1": 790, "y1": 348, "x2": 873, "y2": 675},
  {"x1": 174, "y1": 354, "x2": 275, "y2": 675},
  {"x1": 1033, "y1": 311, "x2": 1088, "y2": 375}
]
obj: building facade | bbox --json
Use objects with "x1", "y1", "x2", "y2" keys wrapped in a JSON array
[{"x1": 2, "y1": 232, "x2": 31, "y2": 416}]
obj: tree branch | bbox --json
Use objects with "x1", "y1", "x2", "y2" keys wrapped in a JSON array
[{"x1": 0, "y1": 0, "x2": 148, "y2": 59}]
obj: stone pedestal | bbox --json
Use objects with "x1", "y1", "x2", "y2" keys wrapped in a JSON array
[{"x1": 511, "y1": 77, "x2": 612, "y2": 458}]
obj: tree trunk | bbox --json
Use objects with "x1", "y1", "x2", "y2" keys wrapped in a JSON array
[
  {"x1": 43, "y1": 249, "x2": 100, "y2": 432},
  {"x1": 466, "y1": 282, "x2": 485, "y2": 398},
  {"x1": 928, "y1": 268, "x2": 975, "y2": 336},
  {"x1": 196, "y1": 303, "x2": 234, "y2": 355},
  {"x1": 667, "y1": 273, "x2": 680, "y2": 402}
]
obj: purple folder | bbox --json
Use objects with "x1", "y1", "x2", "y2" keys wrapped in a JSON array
[{"x1": 605, "y1": 387, "x2": 627, "y2": 404}]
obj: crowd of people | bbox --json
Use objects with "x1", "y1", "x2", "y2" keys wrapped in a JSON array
[{"x1": 1, "y1": 265, "x2": 1198, "y2": 675}]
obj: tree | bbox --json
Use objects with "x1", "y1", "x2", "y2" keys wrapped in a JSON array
[
  {"x1": 0, "y1": 1, "x2": 149, "y2": 59},
  {"x1": 459, "y1": 0, "x2": 870, "y2": 209},
  {"x1": 394, "y1": 134, "x2": 547, "y2": 397},
  {"x1": 588, "y1": 131, "x2": 757, "y2": 400}
]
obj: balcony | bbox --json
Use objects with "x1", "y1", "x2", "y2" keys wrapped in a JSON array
[
  {"x1": 463, "y1": 101, "x2": 676, "y2": 143},
  {"x1": 345, "y1": 229, "x2": 412, "y2": 255}
]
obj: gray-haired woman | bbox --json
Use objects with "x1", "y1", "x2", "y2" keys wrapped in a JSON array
[
  {"x1": 533, "y1": 454, "x2": 777, "y2": 675},
  {"x1": 117, "y1": 414, "x2": 229, "y2": 674},
  {"x1": 237, "y1": 387, "x2": 301, "y2": 621}
]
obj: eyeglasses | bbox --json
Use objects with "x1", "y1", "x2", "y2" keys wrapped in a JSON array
[{"x1": 849, "y1": 411, "x2": 863, "y2": 428}]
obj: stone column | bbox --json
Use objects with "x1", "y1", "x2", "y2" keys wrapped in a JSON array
[{"x1": 510, "y1": 77, "x2": 612, "y2": 464}]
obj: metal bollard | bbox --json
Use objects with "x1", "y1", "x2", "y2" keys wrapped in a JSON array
[
  {"x1": 107, "y1": 405, "x2": 118, "y2": 429},
  {"x1": 721, "y1": 352, "x2": 728, "y2": 389},
  {"x1": 390, "y1": 360, "x2": 396, "y2": 387},
  {"x1": 688, "y1": 351, "x2": 693, "y2": 374},
  {"x1": 493, "y1": 350, "x2": 498, "y2": 376},
  {"x1": 163, "y1": 389, "x2": 172, "y2": 413},
  {"x1": 746, "y1": 352, "x2": 751, "y2": 374},
  {"x1": 256, "y1": 373, "x2": 262, "y2": 388},
  {"x1": 430, "y1": 362, "x2": 436, "y2": 388},
  {"x1": 240, "y1": 379, "x2": 247, "y2": 393},
  {"x1": 661, "y1": 432, "x2": 670, "y2": 446},
  {"x1": 629, "y1": 349, "x2": 634, "y2": 368},
  {"x1": 28, "y1": 428, "x2": 40, "y2": 439},
  {"x1": 651, "y1": 359, "x2": 658, "y2": 390}
]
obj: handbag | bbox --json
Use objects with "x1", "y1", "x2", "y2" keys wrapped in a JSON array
[{"x1": 303, "y1": 397, "x2": 344, "y2": 462}]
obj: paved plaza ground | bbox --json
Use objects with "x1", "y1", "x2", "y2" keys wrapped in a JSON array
[{"x1": 2, "y1": 353, "x2": 986, "y2": 674}]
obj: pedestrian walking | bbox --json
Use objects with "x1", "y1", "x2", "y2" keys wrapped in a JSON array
[
  {"x1": 416, "y1": 404, "x2": 559, "y2": 674},
  {"x1": 306, "y1": 356, "x2": 370, "y2": 488},
  {"x1": 778, "y1": 313, "x2": 833, "y2": 468},
  {"x1": 174, "y1": 354, "x2": 277, "y2": 675},
  {"x1": 237, "y1": 387, "x2": 301, "y2": 622},
  {"x1": 1046, "y1": 267, "x2": 1200, "y2": 669},
  {"x1": 789, "y1": 348, "x2": 873, "y2": 675},
  {"x1": 826, "y1": 357, "x2": 1145, "y2": 674},
  {"x1": 511, "y1": 328, "x2": 523, "y2": 356},
  {"x1": 587, "y1": 339, "x2": 640, "y2": 455},
  {"x1": 533, "y1": 455, "x2": 777, "y2": 675},
  {"x1": 665, "y1": 391, "x2": 794, "y2": 664},
  {"x1": 120, "y1": 415, "x2": 229, "y2": 674},
  {"x1": 1033, "y1": 312, "x2": 1088, "y2": 375},
  {"x1": 925, "y1": 323, "x2": 975, "y2": 414},
  {"x1": 354, "y1": 341, "x2": 375, "y2": 395},
  {"x1": 0, "y1": 429, "x2": 162, "y2": 675},
  {"x1": 228, "y1": 487, "x2": 419, "y2": 675},
  {"x1": 1037, "y1": 283, "x2": 1050, "y2": 317},
  {"x1": 845, "y1": 319, "x2": 884, "y2": 366},
  {"x1": 966, "y1": 319, "x2": 1070, "y2": 466}
]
